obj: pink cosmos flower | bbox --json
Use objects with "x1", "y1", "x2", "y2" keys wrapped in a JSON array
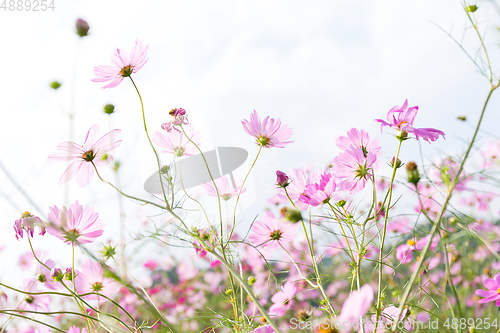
[
  {"x1": 375, "y1": 99, "x2": 445, "y2": 143},
  {"x1": 22, "y1": 279, "x2": 51, "y2": 312},
  {"x1": 250, "y1": 325, "x2": 275, "y2": 333},
  {"x1": 47, "y1": 124, "x2": 122, "y2": 187},
  {"x1": 338, "y1": 284, "x2": 374, "y2": 333},
  {"x1": 277, "y1": 168, "x2": 322, "y2": 210},
  {"x1": 475, "y1": 273, "x2": 500, "y2": 306},
  {"x1": 34, "y1": 327, "x2": 51, "y2": 333},
  {"x1": 14, "y1": 212, "x2": 45, "y2": 241},
  {"x1": 299, "y1": 172, "x2": 337, "y2": 206},
  {"x1": 75, "y1": 260, "x2": 120, "y2": 298},
  {"x1": 241, "y1": 110, "x2": 293, "y2": 148},
  {"x1": 460, "y1": 193, "x2": 495, "y2": 212},
  {"x1": 152, "y1": 125, "x2": 200, "y2": 157},
  {"x1": 269, "y1": 282, "x2": 297, "y2": 316},
  {"x1": 432, "y1": 157, "x2": 468, "y2": 191},
  {"x1": 47, "y1": 201, "x2": 105, "y2": 246},
  {"x1": 336, "y1": 128, "x2": 381, "y2": 168},
  {"x1": 250, "y1": 211, "x2": 298, "y2": 249},
  {"x1": 67, "y1": 327, "x2": 88, "y2": 333},
  {"x1": 144, "y1": 260, "x2": 158, "y2": 270},
  {"x1": 396, "y1": 236, "x2": 438, "y2": 264},
  {"x1": 386, "y1": 217, "x2": 413, "y2": 234},
  {"x1": 34, "y1": 258, "x2": 59, "y2": 290},
  {"x1": 91, "y1": 39, "x2": 149, "y2": 89},
  {"x1": 481, "y1": 140, "x2": 500, "y2": 168},
  {"x1": 202, "y1": 176, "x2": 245, "y2": 201},
  {"x1": 370, "y1": 306, "x2": 408, "y2": 332},
  {"x1": 334, "y1": 145, "x2": 377, "y2": 194}
]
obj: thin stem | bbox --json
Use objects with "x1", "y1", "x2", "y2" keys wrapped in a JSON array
[{"x1": 129, "y1": 76, "x2": 170, "y2": 208}]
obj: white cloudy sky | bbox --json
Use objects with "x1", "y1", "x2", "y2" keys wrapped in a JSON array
[{"x1": 1, "y1": 0, "x2": 500, "y2": 283}]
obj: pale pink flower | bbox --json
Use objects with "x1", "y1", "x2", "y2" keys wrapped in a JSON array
[
  {"x1": 22, "y1": 279, "x2": 51, "y2": 312},
  {"x1": 202, "y1": 176, "x2": 245, "y2": 201},
  {"x1": 269, "y1": 282, "x2": 297, "y2": 316},
  {"x1": 34, "y1": 327, "x2": 51, "y2": 333},
  {"x1": 47, "y1": 124, "x2": 121, "y2": 187},
  {"x1": 396, "y1": 236, "x2": 438, "y2": 264},
  {"x1": 338, "y1": 284, "x2": 374, "y2": 332},
  {"x1": 92, "y1": 39, "x2": 149, "y2": 89},
  {"x1": 67, "y1": 326, "x2": 88, "y2": 333},
  {"x1": 75, "y1": 260, "x2": 120, "y2": 298},
  {"x1": 460, "y1": 193, "x2": 495, "y2": 212},
  {"x1": 334, "y1": 145, "x2": 377, "y2": 194},
  {"x1": 176, "y1": 261, "x2": 199, "y2": 281},
  {"x1": 18, "y1": 251, "x2": 34, "y2": 270},
  {"x1": 241, "y1": 110, "x2": 293, "y2": 148},
  {"x1": 250, "y1": 325, "x2": 275, "y2": 333},
  {"x1": 47, "y1": 201, "x2": 105, "y2": 246},
  {"x1": 336, "y1": 128, "x2": 381, "y2": 168},
  {"x1": 299, "y1": 172, "x2": 337, "y2": 206},
  {"x1": 375, "y1": 99, "x2": 445, "y2": 142},
  {"x1": 475, "y1": 273, "x2": 500, "y2": 306},
  {"x1": 152, "y1": 125, "x2": 200, "y2": 157},
  {"x1": 34, "y1": 258, "x2": 59, "y2": 290},
  {"x1": 250, "y1": 211, "x2": 298, "y2": 249},
  {"x1": 14, "y1": 212, "x2": 45, "y2": 241},
  {"x1": 432, "y1": 157, "x2": 468, "y2": 191},
  {"x1": 481, "y1": 140, "x2": 500, "y2": 168},
  {"x1": 386, "y1": 217, "x2": 413, "y2": 234},
  {"x1": 370, "y1": 306, "x2": 408, "y2": 332}
]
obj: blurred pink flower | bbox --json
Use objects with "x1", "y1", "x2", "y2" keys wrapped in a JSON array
[
  {"x1": 22, "y1": 279, "x2": 51, "y2": 312},
  {"x1": 47, "y1": 124, "x2": 121, "y2": 187},
  {"x1": 47, "y1": 201, "x2": 105, "y2": 246},
  {"x1": 386, "y1": 217, "x2": 413, "y2": 234},
  {"x1": 338, "y1": 284, "x2": 374, "y2": 332},
  {"x1": 144, "y1": 260, "x2": 158, "y2": 270},
  {"x1": 14, "y1": 212, "x2": 45, "y2": 241},
  {"x1": 152, "y1": 125, "x2": 200, "y2": 157},
  {"x1": 250, "y1": 211, "x2": 298, "y2": 249},
  {"x1": 269, "y1": 282, "x2": 297, "y2": 316},
  {"x1": 176, "y1": 261, "x2": 199, "y2": 281},
  {"x1": 34, "y1": 258, "x2": 59, "y2": 290},
  {"x1": 375, "y1": 99, "x2": 445, "y2": 143},
  {"x1": 92, "y1": 39, "x2": 149, "y2": 89},
  {"x1": 241, "y1": 110, "x2": 293, "y2": 148},
  {"x1": 250, "y1": 324, "x2": 275, "y2": 333},
  {"x1": 334, "y1": 145, "x2": 376, "y2": 194},
  {"x1": 202, "y1": 176, "x2": 245, "y2": 201},
  {"x1": 75, "y1": 260, "x2": 120, "y2": 298},
  {"x1": 67, "y1": 326, "x2": 88, "y2": 333},
  {"x1": 396, "y1": 236, "x2": 438, "y2": 264},
  {"x1": 481, "y1": 140, "x2": 500, "y2": 168},
  {"x1": 299, "y1": 172, "x2": 337, "y2": 206},
  {"x1": 475, "y1": 273, "x2": 500, "y2": 306}
]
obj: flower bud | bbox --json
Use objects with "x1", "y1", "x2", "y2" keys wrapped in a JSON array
[
  {"x1": 36, "y1": 273, "x2": 47, "y2": 283},
  {"x1": 280, "y1": 207, "x2": 302, "y2": 223},
  {"x1": 101, "y1": 244, "x2": 117, "y2": 260},
  {"x1": 457, "y1": 116, "x2": 466, "y2": 121},
  {"x1": 465, "y1": 5, "x2": 478, "y2": 12},
  {"x1": 50, "y1": 81, "x2": 61, "y2": 89},
  {"x1": 406, "y1": 161, "x2": 420, "y2": 186},
  {"x1": 276, "y1": 170, "x2": 290, "y2": 188},
  {"x1": 224, "y1": 288, "x2": 233, "y2": 295},
  {"x1": 247, "y1": 276, "x2": 256, "y2": 285},
  {"x1": 76, "y1": 19, "x2": 89, "y2": 37},
  {"x1": 64, "y1": 267, "x2": 74, "y2": 281},
  {"x1": 390, "y1": 157, "x2": 402, "y2": 169},
  {"x1": 51, "y1": 268, "x2": 63, "y2": 282},
  {"x1": 337, "y1": 199, "x2": 346, "y2": 207},
  {"x1": 103, "y1": 104, "x2": 115, "y2": 115}
]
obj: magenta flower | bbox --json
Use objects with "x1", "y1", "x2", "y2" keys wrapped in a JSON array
[
  {"x1": 277, "y1": 168, "x2": 322, "y2": 210},
  {"x1": 275, "y1": 170, "x2": 290, "y2": 188},
  {"x1": 475, "y1": 273, "x2": 500, "y2": 305},
  {"x1": 338, "y1": 284, "x2": 374, "y2": 332},
  {"x1": 152, "y1": 125, "x2": 200, "y2": 157},
  {"x1": 46, "y1": 201, "x2": 105, "y2": 246},
  {"x1": 334, "y1": 145, "x2": 377, "y2": 194},
  {"x1": 299, "y1": 172, "x2": 337, "y2": 206},
  {"x1": 47, "y1": 124, "x2": 121, "y2": 187},
  {"x1": 202, "y1": 176, "x2": 245, "y2": 201},
  {"x1": 241, "y1": 110, "x2": 293, "y2": 148},
  {"x1": 375, "y1": 100, "x2": 445, "y2": 143},
  {"x1": 14, "y1": 211, "x2": 45, "y2": 241},
  {"x1": 269, "y1": 282, "x2": 297, "y2": 316},
  {"x1": 75, "y1": 260, "x2": 120, "y2": 298},
  {"x1": 250, "y1": 211, "x2": 298, "y2": 249},
  {"x1": 91, "y1": 39, "x2": 149, "y2": 89}
]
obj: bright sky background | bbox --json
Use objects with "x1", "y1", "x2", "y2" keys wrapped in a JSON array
[{"x1": 1, "y1": 0, "x2": 500, "y2": 285}]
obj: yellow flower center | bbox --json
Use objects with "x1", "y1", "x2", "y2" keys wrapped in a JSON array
[
  {"x1": 21, "y1": 211, "x2": 33, "y2": 218},
  {"x1": 497, "y1": 288, "x2": 500, "y2": 294},
  {"x1": 407, "y1": 239, "x2": 416, "y2": 246}
]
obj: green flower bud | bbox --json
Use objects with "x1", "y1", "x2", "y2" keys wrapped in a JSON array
[
  {"x1": 457, "y1": 116, "x2": 466, "y2": 121},
  {"x1": 101, "y1": 243, "x2": 117, "y2": 260},
  {"x1": 465, "y1": 5, "x2": 478, "y2": 12},
  {"x1": 76, "y1": 19, "x2": 89, "y2": 37},
  {"x1": 103, "y1": 104, "x2": 115, "y2": 115},
  {"x1": 50, "y1": 81, "x2": 61, "y2": 89},
  {"x1": 247, "y1": 276, "x2": 256, "y2": 285},
  {"x1": 406, "y1": 161, "x2": 420, "y2": 186}
]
